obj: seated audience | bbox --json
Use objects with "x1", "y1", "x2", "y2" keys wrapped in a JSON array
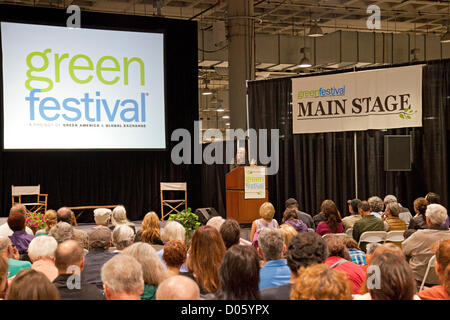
[
  {"x1": 313, "y1": 201, "x2": 328, "y2": 229},
  {"x1": 285, "y1": 198, "x2": 314, "y2": 229},
  {"x1": 215, "y1": 245, "x2": 260, "y2": 300},
  {"x1": 101, "y1": 254, "x2": 144, "y2": 300},
  {"x1": 384, "y1": 194, "x2": 413, "y2": 226},
  {"x1": 352, "y1": 200, "x2": 384, "y2": 252},
  {"x1": 291, "y1": 264, "x2": 353, "y2": 300},
  {"x1": 281, "y1": 208, "x2": 307, "y2": 233},
  {"x1": 0, "y1": 236, "x2": 31, "y2": 279},
  {"x1": 323, "y1": 235, "x2": 366, "y2": 293},
  {"x1": 111, "y1": 224, "x2": 135, "y2": 253},
  {"x1": 81, "y1": 226, "x2": 114, "y2": 289},
  {"x1": 0, "y1": 257, "x2": 8, "y2": 299},
  {"x1": 343, "y1": 199, "x2": 362, "y2": 231},
  {"x1": 408, "y1": 197, "x2": 429, "y2": 230},
  {"x1": 278, "y1": 224, "x2": 298, "y2": 248},
  {"x1": 206, "y1": 216, "x2": 225, "y2": 231},
  {"x1": 57, "y1": 207, "x2": 88, "y2": 250},
  {"x1": 316, "y1": 200, "x2": 344, "y2": 236},
  {"x1": 28, "y1": 236, "x2": 58, "y2": 282},
  {"x1": 258, "y1": 228, "x2": 290, "y2": 290},
  {"x1": 53, "y1": 240, "x2": 104, "y2": 300},
  {"x1": 402, "y1": 204, "x2": 450, "y2": 285},
  {"x1": 343, "y1": 237, "x2": 367, "y2": 266},
  {"x1": 35, "y1": 209, "x2": 58, "y2": 236},
  {"x1": 111, "y1": 205, "x2": 136, "y2": 233},
  {"x1": 220, "y1": 218, "x2": 251, "y2": 248},
  {"x1": 425, "y1": 192, "x2": 440, "y2": 204},
  {"x1": 418, "y1": 239, "x2": 450, "y2": 300},
  {"x1": 122, "y1": 242, "x2": 167, "y2": 300},
  {"x1": 48, "y1": 222, "x2": 74, "y2": 245},
  {"x1": 181, "y1": 225, "x2": 226, "y2": 295},
  {"x1": 250, "y1": 202, "x2": 279, "y2": 244},
  {"x1": 353, "y1": 253, "x2": 419, "y2": 300},
  {"x1": 0, "y1": 205, "x2": 34, "y2": 237},
  {"x1": 158, "y1": 221, "x2": 188, "y2": 272},
  {"x1": 368, "y1": 196, "x2": 384, "y2": 219},
  {"x1": 136, "y1": 211, "x2": 163, "y2": 245},
  {"x1": 383, "y1": 202, "x2": 407, "y2": 231},
  {"x1": 5, "y1": 269, "x2": 60, "y2": 300},
  {"x1": 7, "y1": 209, "x2": 34, "y2": 255},
  {"x1": 361, "y1": 243, "x2": 381, "y2": 272},
  {"x1": 163, "y1": 240, "x2": 187, "y2": 277},
  {"x1": 93, "y1": 208, "x2": 112, "y2": 227},
  {"x1": 156, "y1": 275, "x2": 200, "y2": 300},
  {"x1": 260, "y1": 231, "x2": 328, "y2": 300}
]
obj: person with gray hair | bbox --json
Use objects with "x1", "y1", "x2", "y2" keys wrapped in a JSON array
[
  {"x1": 158, "y1": 221, "x2": 188, "y2": 272},
  {"x1": 112, "y1": 224, "x2": 135, "y2": 252},
  {"x1": 28, "y1": 236, "x2": 58, "y2": 282},
  {"x1": 403, "y1": 204, "x2": 450, "y2": 285},
  {"x1": 81, "y1": 226, "x2": 114, "y2": 289},
  {"x1": 156, "y1": 275, "x2": 200, "y2": 300},
  {"x1": 368, "y1": 196, "x2": 384, "y2": 219},
  {"x1": 0, "y1": 236, "x2": 31, "y2": 279},
  {"x1": 57, "y1": 207, "x2": 89, "y2": 251},
  {"x1": 257, "y1": 228, "x2": 291, "y2": 290},
  {"x1": 122, "y1": 242, "x2": 167, "y2": 300},
  {"x1": 110, "y1": 205, "x2": 136, "y2": 233},
  {"x1": 94, "y1": 208, "x2": 112, "y2": 227},
  {"x1": 101, "y1": 254, "x2": 144, "y2": 300},
  {"x1": 206, "y1": 216, "x2": 225, "y2": 231},
  {"x1": 383, "y1": 202, "x2": 407, "y2": 231},
  {"x1": 49, "y1": 222, "x2": 74, "y2": 244},
  {"x1": 383, "y1": 194, "x2": 413, "y2": 226}
]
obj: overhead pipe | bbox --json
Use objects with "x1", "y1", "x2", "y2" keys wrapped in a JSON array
[{"x1": 189, "y1": 0, "x2": 221, "y2": 21}]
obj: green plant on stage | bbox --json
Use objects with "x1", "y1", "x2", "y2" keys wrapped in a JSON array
[
  {"x1": 25, "y1": 211, "x2": 45, "y2": 233},
  {"x1": 168, "y1": 207, "x2": 201, "y2": 239}
]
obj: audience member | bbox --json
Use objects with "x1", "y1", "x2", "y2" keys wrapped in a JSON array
[
  {"x1": 215, "y1": 245, "x2": 260, "y2": 300},
  {"x1": 281, "y1": 208, "x2": 307, "y2": 233},
  {"x1": 219, "y1": 219, "x2": 240, "y2": 249},
  {"x1": 48, "y1": 222, "x2": 74, "y2": 245},
  {"x1": 158, "y1": 221, "x2": 188, "y2": 272},
  {"x1": 291, "y1": 264, "x2": 353, "y2": 300},
  {"x1": 383, "y1": 194, "x2": 413, "y2": 226},
  {"x1": 162, "y1": 240, "x2": 187, "y2": 277},
  {"x1": 182, "y1": 225, "x2": 226, "y2": 295},
  {"x1": 285, "y1": 198, "x2": 314, "y2": 229},
  {"x1": 0, "y1": 236, "x2": 31, "y2": 279},
  {"x1": 35, "y1": 209, "x2": 58, "y2": 236},
  {"x1": 418, "y1": 239, "x2": 450, "y2": 300},
  {"x1": 361, "y1": 243, "x2": 381, "y2": 272},
  {"x1": 383, "y1": 202, "x2": 407, "y2": 231},
  {"x1": 343, "y1": 237, "x2": 367, "y2": 266},
  {"x1": 352, "y1": 200, "x2": 384, "y2": 252},
  {"x1": 53, "y1": 240, "x2": 104, "y2": 300},
  {"x1": 122, "y1": 242, "x2": 167, "y2": 300},
  {"x1": 93, "y1": 208, "x2": 112, "y2": 227},
  {"x1": 5, "y1": 269, "x2": 60, "y2": 300},
  {"x1": 402, "y1": 204, "x2": 450, "y2": 285},
  {"x1": 353, "y1": 253, "x2": 418, "y2": 300},
  {"x1": 57, "y1": 207, "x2": 88, "y2": 250},
  {"x1": 368, "y1": 196, "x2": 384, "y2": 219},
  {"x1": 323, "y1": 235, "x2": 366, "y2": 293},
  {"x1": 316, "y1": 200, "x2": 344, "y2": 236},
  {"x1": 7, "y1": 209, "x2": 34, "y2": 255},
  {"x1": 206, "y1": 216, "x2": 225, "y2": 232},
  {"x1": 101, "y1": 254, "x2": 144, "y2": 300},
  {"x1": 0, "y1": 257, "x2": 8, "y2": 299},
  {"x1": 278, "y1": 224, "x2": 298, "y2": 248},
  {"x1": 136, "y1": 211, "x2": 163, "y2": 245},
  {"x1": 343, "y1": 199, "x2": 362, "y2": 231},
  {"x1": 111, "y1": 224, "x2": 135, "y2": 252},
  {"x1": 425, "y1": 192, "x2": 440, "y2": 204},
  {"x1": 313, "y1": 201, "x2": 327, "y2": 229},
  {"x1": 111, "y1": 205, "x2": 136, "y2": 233},
  {"x1": 156, "y1": 275, "x2": 200, "y2": 300},
  {"x1": 0, "y1": 205, "x2": 34, "y2": 237},
  {"x1": 258, "y1": 228, "x2": 290, "y2": 290},
  {"x1": 250, "y1": 202, "x2": 279, "y2": 244},
  {"x1": 28, "y1": 236, "x2": 58, "y2": 282},
  {"x1": 260, "y1": 231, "x2": 328, "y2": 300},
  {"x1": 408, "y1": 197, "x2": 429, "y2": 231},
  {"x1": 81, "y1": 226, "x2": 114, "y2": 289}
]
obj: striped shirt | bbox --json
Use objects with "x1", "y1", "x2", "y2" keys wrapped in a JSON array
[{"x1": 348, "y1": 248, "x2": 367, "y2": 266}]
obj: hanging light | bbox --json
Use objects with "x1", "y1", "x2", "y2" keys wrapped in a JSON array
[
  {"x1": 210, "y1": 95, "x2": 218, "y2": 104},
  {"x1": 216, "y1": 107, "x2": 225, "y2": 112},
  {"x1": 298, "y1": 47, "x2": 312, "y2": 68},
  {"x1": 202, "y1": 79, "x2": 213, "y2": 95},
  {"x1": 442, "y1": 4, "x2": 450, "y2": 43},
  {"x1": 308, "y1": 22, "x2": 323, "y2": 37},
  {"x1": 222, "y1": 115, "x2": 230, "y2": 119}
]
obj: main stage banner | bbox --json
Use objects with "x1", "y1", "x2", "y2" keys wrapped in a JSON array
[
  {"x1": 291, "y1": 65, "x2": 423, "y2": 134},
  {"x1": 244, "y1": 166, "x2": 266, "y2": 199}
]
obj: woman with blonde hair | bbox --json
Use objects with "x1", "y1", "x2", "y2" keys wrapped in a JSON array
[
  {"x1": 278, "y1": 224, "x2": 298, "y2": 248},
  {"x1": 35, "y1": 210, "x2": 58, "y2": 236},
  {"x1": 111, "y1": 205, "x2": 135, "y2": 233},
  {"x1": 137, "y1": 211, "x2": 163, "y2": 245},
  {"x1": 249, "y1": 202, "x2": 279, "y2": 243}
]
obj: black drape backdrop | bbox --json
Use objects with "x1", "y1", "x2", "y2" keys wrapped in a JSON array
[{"x1": 248, "y1": 60, "x2": 449, "y2": 222}]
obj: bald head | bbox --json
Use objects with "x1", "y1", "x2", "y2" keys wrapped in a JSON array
[
  {"x1": 57, "y1": 207, "x2": 74, "y2": 225},
  {"x1": 54, "y1": 240, "x2": 84, "y2": 274},
  {"x1": 156, "y1": 275, "x2": 200, "y2": 300}
]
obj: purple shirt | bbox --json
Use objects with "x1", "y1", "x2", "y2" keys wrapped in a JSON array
[
  {"x1": 284, "y1": 219, "x2": 308, "y2": 233},
  {"x1": 9, "y1": 230, "x2": 34, "y2": 254}
]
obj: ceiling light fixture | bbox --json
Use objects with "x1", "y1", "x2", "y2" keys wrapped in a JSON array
[
  {"x1": 298, "y1": 47, "x2": 312, "y2": 68},
  {"x1": 216, "y1": 107, "x2": 225, "y2": 112},
  {"x1": 222, "y1": 115, "x2": 230, "y2": 119},
  {"x1": 202, "y1": 79, "x2": 213, "y2": 96}
]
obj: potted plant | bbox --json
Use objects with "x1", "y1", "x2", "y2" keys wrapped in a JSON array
[
  {"x1": 25, "y1": 211, "x2": 46, "y2": 234},
  {"x1": 168, "y1": 207, "x2": 201, "y2": 240}
]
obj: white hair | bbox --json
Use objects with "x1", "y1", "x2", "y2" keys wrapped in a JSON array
[
  {"x1": 383, "y1": 195, "x2": 398, "y2": 204},
  {"x1": 49, "y1": 222, "x2": 74, "y2": 244},
  {"x1": 0, "y1": 236, "x2": 11, "y2": 252},
  {"x1": 258, "y1": 227, "x2": 284, "y2": 261},
  {"x1": 206, "y1": 216, "x2": 225, "y2": 231},
  {"x1": 161, "y1": 221, "x2": 186, "y2": 243},
  {"x1": 425, "y1": 204, "x2": 448, "y2": 226},
  {"x1": 111, "y1": 205, "x2": 133, "y2": 227},
  {"x1": 112, "y1": 225, "x2": 135, "y2": 250},
  {"x1": 101, "y1": 254, "x2": 144, "y2": 295},
  {"x1": 28, "y1": 236, "x2": 58, "y2": 261}
]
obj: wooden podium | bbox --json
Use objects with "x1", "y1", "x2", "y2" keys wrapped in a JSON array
[{"x1": 225, "y1": 166, "x2": 268, "y2": 224}]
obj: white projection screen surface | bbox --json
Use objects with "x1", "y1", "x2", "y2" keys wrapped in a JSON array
[{"x1": 1, "y1": 22, "x2": 166, "y2": 150}]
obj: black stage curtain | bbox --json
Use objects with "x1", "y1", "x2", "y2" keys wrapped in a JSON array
[{"x1": 248, "y1": 60, "x2": 449, "y2": 222}]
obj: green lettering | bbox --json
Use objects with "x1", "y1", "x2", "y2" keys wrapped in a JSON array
[
  {"x1": 54, "y1": 53, "x2": 69, "y2": 83},
  {"x1": 96, "y1": 56, "x2": 120, "y2": 85},
  {"x1": 69, "y1": 54, "x2": 94, "y2": 84},
  {"x1": 25, "y1": 49, "x2": 53, "y2": 92},
  {"x1": 124, "y1": 57, "x2": 145, "y2": 86}
]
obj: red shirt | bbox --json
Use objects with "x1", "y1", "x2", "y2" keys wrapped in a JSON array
[
  {"x1": 316, "y1": 222, "x2": 344, "y2": 236},
  {"x1": 418, "y1": 285, "x2": 450, "y2": 300},
  {"x1": 325, "y1": 256, "x2": 366, "y2": 294}
]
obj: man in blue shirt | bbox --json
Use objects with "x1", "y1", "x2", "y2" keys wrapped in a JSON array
[{"x1": 257, "y1": 227, "x2": 291, "y2": 290}]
